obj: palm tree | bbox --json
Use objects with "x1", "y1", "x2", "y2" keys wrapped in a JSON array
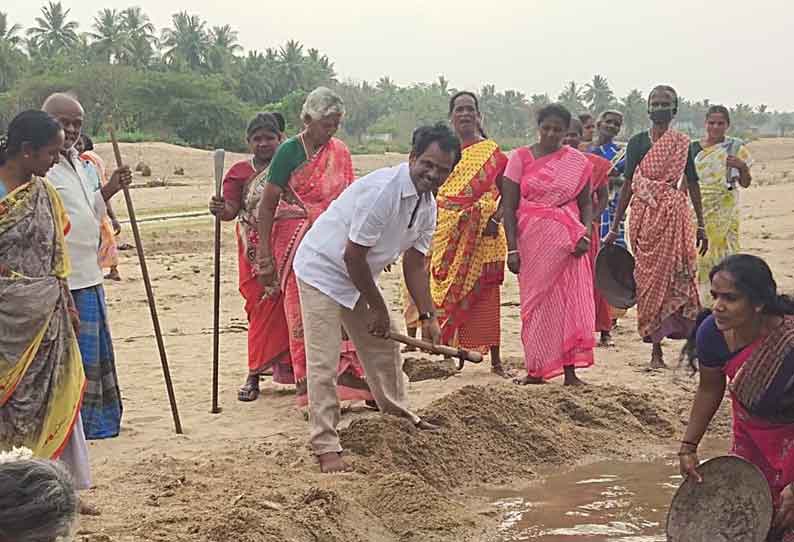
[
  {"x1": 0, "y1": 12, "x2": 25, "y2": 92},
  {"x1": 583, "y1": 74, "x2": 616, "y2": 116},
  {"x1": 90, "y1": 9, "x2": 127, "y2": 63},
  {"x1": 26, "y1": 1, "x2": 79, "y2": 56},
  {"x1": 0, "y1": 12, "x2": 22, "y2": 48},
  {"x1": 620, "y1": 89, "x2": 647, "y2": 137},
  {"x1": 557, "y1": 81, "x2": 586, "y2": 114},
  {"x1": 207, "y1": 24, "x2": 241, "y2": 73},
  {"x1": 161, "y1": 12, "x2": 210, "y2": 71},
  {"x1": 120, "y1": 7, "x2": 157, "y2": 67},
  {"x1": 278, "y1": 40, "x2": 305, "y2": 90}
]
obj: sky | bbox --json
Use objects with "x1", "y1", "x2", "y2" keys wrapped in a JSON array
[{"x1": 8, "y1": 0, "x2": 794, "y2": 110}]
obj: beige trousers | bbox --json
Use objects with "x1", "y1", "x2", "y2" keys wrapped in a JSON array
[{"x1": 297, "y1": 279, "x2": 420, "y2": 455}]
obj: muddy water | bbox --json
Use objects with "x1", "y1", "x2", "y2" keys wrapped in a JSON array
[{"x1": 487, "y1": 443, "x2": 729, "y2": 541}]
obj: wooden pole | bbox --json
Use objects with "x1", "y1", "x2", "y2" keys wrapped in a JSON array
[
  {"x1": 211, "y1": 149, "x2": 225, "y2": 414},
  {"x1": 108, "y1": 123, "x2": 183, "y2": 434},
  {"x1": 388, "y1": 332, "x2": 483, "y2": 363}
]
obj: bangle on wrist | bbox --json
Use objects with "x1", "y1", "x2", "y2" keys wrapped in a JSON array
[
  {"x1": 507, "y1": 249, "x2": 519, "y2": 256},
  {"x1": 680, "y1": 439, "x2": 699, "y2": 448}
]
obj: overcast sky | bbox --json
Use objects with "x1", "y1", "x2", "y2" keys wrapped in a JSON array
[{"x1": 9, "y1": 0, "x2": 794, "y2": 110}]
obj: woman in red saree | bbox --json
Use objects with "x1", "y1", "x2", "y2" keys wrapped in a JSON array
[
  {"x1": 503, "y1": 104, "x2": 595, "y2": 386},
  {"x1": 606, "y1": 85, "x2": 707, "y2": 368},
  {"x1": 209, "y1": 113, "x2": 290, "y2": 402},
  {"x1": 256, "y1": 87, "x2": 372, "y2": 407},
  {"x1": 680, "y1": 254, "x2": 794, "y2": 541},
  {"x1": 564, "y1": 119, "x2": 615, "y2": 346},
  {"x1": 430, "y1": 92, "x2": 508, "y2": 375}
]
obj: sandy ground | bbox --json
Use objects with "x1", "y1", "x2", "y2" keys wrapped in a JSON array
[{"x1": 72, "y1": 139, "x2": 794, "y2": 541}]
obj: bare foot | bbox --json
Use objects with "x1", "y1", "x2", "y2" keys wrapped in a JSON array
[
  {"x1": 564, "y1": 376, "x2": 587, "y2": 386},
  {"x1": 598, "y1": 332, "x2": 615, "y2": 348},
  {"x1": 317, "y1": 452, "x2": 352, "y2": 474},
  {"x1": 514, "y1": 375, "x2": 545, "y2": 385},
  {"x1": 79, "y1": 498, "x2": 101, "y2": 516},
  {"x1": 650, "y1": 345, "x2": 666, "y2": 369},
  {"x1": 414, "y1": 419, "x2": 441, "y2": 431}
]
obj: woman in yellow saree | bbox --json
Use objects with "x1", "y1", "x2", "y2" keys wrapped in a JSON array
[
  {"x1": 691, "y1": 105, "x2": 753, "y2": 285},
  {"x1": 0, "y1": 111, "x2": 90, "y2": 492},
  {"x1": 431, "y1": 92, "x2": 508, "y2": 375}
]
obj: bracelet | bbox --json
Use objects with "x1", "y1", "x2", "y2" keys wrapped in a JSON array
[
  {"x1": 489, "y1": 217, "x2": 501, "y2": 225},
  {"x1": 507, "y1": 250, "x2": 519, "y2": 256},
  {"x1": 680, "y1": 440, "x2": 699, "y2": 448}
]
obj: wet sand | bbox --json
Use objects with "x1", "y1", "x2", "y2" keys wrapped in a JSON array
[{"x1": 73, "y1": 139, "x2": 794, "y2": 541}]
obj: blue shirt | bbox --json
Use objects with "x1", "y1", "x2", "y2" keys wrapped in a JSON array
[{"x1": 590, "y1": 141, "x2": 626, "y2": 175}]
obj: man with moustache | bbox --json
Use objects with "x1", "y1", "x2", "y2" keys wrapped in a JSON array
[
  {"x1": 293, "y1": 123, "x2": 460, "y2": 473},
  {"x1": 42, "y1": 93, "x2": 131, "y2": 440}
]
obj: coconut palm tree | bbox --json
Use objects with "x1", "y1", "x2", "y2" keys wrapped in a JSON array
[
  {"x1": 278, "y1": 40, "x2": 305, "y2": 90},
  {"x1": 26, "y1": 1, "x2": 79, "y2": 56},
  {"x1": 583, "y1": 74, "x2": 616, "y2": 116},
  {"x1": 620, "y1": 89, "x2": 647, "y2": 137},
  {"x1": 0, "y1": 12, "x2": 22, "y2": 49},
  {"x1": 557, "y1": 81, "x2": 586, "y2": 115},
  {"x1": 120, "y1": 7, "x2": 157, "y2": 67},
  {"x1": 207, "y1": 24, "x2": 240, "y2": 73},
  {"x1": 161, "y1": 11, "x2": 210, "y2": 71},
  {"x1": 90, "y1": 9, "x2": 127, "y2": 63}
]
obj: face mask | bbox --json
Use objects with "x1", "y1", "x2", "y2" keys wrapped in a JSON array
[{"x1": 649, "y1": 108, "x2": 674, "y2": 124}]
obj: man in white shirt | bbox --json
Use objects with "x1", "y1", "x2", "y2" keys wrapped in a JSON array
[
  {"x1": 42, "y1": 93, "x2": 131, "y2": 441},
  {"x1": 293, "y1": 123, "x2": 461, "y2": 473}
]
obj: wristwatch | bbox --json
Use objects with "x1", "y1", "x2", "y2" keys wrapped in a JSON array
[{"x1": 418, "y1": 312, "x2": 435, "y2": 321}]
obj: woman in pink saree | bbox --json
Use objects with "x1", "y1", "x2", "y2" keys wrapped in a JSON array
[
  {"x1": 256, "y1": 88, "x2": 373, "y2": 407},
  {"x1": 503, "y1": 104, "x2": 595, "y2": 386}
]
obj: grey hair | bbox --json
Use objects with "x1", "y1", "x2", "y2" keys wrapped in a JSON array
[
  {"x1": 0, "y1": 459, "x2": 78, "y2": 542},
  {"x1": 301, "y1": 87, "x2": 345, "y2": 121},
  {"x1": 598, "y1": 109, "x2": 624, "y2": 122}
]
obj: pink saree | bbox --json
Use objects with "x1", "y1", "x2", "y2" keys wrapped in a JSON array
[
  {"x1": 269, "y1": 138, "x2": 373, "y2": 406},
  {"x1": 506, "y1": 146, "x2": 595, "y2": 380}
]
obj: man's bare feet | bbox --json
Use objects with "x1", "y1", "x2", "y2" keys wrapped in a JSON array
[
  {"x1": 514, "y1": 375, "x2": 545, "y2": 385},
  {"x1": 491, "y1": 363, "x2": 515, "y2": 379},
  {"x1": 237, "y1": 374, "x2": 260, "y2": 402},
  {"x1": 317, "y1": 452, "x2": 352, "y2": 473},
  {"x1": 79, "y1": 498, "x2": 101, "y2": 516},
  {"x1": 414, "y1": 419, "x2": 440, "y2": 431}
]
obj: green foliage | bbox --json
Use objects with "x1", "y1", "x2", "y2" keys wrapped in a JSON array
[{"x1": 2, "y1": 3, "x2": 792, "y2": 152}]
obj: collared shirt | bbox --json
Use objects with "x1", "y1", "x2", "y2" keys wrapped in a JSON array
[
  {"x1": 46, "y1": 147, "x2": 107, "y2": 290},
  {"x1": 293, "y1": 162, "x2": 436, "y2": 309}
]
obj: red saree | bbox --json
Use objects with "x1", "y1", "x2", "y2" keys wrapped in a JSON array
[
  {"x1": 430, "y1": 139, "x2": 507, "y2": 352},
  {"x1": 506, "y1": 146, "x2": 595, "y2": 380},
  {"x1": 586, "y1": 154, "x2": 613, "y2": 333},
  {"x1": 629, "y1": 130, "x2": 700, "y2": 341},
  {"x1": 225, "y1": 160, "x2": 292, "y2": 382},
  {"x1": 269, "y1": 138, "x2": 373, "y2": 406}
]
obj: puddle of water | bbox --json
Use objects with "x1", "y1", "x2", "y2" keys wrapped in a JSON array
[{"x1": 485, "y1": 442, "x2": 730, "y2": 542}]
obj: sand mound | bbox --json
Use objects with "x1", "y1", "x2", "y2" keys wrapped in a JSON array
[
  {"x1": 403, "y1": 356, "x2": 458, "y2": 382},
  {"x1": 341, "y1": 383, "x2": 676, "y2": 489}
]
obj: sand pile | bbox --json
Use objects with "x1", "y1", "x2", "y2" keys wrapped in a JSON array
[
  {"x1": 402, "y1": 356, "x2": 458, "y2": 382},
  {"x1": 77, "y1": 384, "x2": 678, "y2": 542}
]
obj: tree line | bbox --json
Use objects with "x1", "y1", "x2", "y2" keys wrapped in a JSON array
[{"x1": 2, "y1": 3, "x2": 793, "y2": 152}]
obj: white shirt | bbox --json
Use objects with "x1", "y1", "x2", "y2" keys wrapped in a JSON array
[
  {"x1": 294, "y1": 162, "x2": 436, "y2": 309},
  {"x1": 46, "y1": 148, "x2": 107, "y2": 290}
]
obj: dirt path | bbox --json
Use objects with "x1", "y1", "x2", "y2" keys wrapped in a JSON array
[{"x1": 75, "y1": 140, "x2": 794, "y2": 541}]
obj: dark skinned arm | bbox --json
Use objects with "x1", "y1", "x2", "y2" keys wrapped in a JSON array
[
  {"x1": 576, "y1": 181, "x2": 593, "y2": 227},
  {"x1": 679, "y1": 367, "x2": 726, "y2": 482},
  {"x1": 594, "y1": 185, "x2": 609, "y2": 218},
  {"x1": 688, "y1": 179, "x2": 709, "y2": 255},
  {"x1": 254, "y1": 183, "x2": 282, "y2": 285},
  {"x1": 502, "y1": 178, "x2": 521, "y2": 274}
]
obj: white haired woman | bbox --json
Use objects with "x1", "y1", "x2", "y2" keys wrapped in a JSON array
[
  {"x1": 0, "y1": 454, "x2": 78, "y2": 542},
  {"x1": 255, "y1": 87, "x2": 373, "y2": 408}
]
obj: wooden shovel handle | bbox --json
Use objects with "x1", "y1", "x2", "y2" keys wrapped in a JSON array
[{"x1": 388, "y1": 332, "x2": 483, "y2": 363}]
